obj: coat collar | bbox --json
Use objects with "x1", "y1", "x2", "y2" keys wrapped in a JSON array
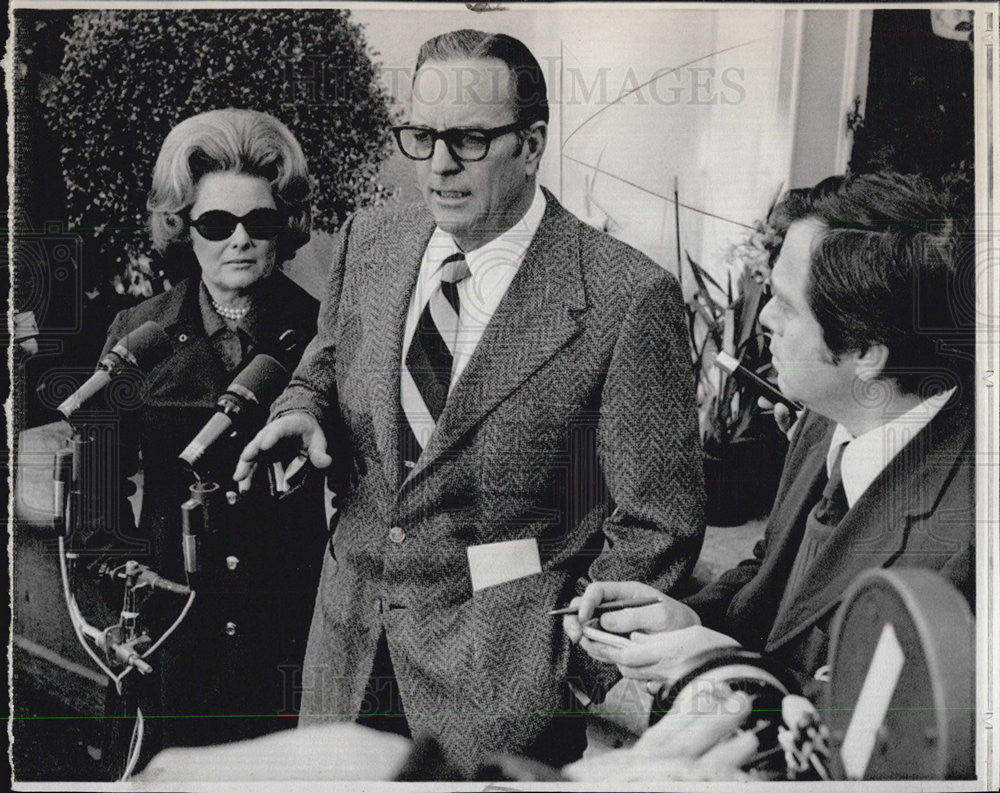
[
  {"x1": 152, "y1": 272, "x2": 315, "y2": 365},
  {"x1": 765, "y1": 397, "x2": 972, "y2": 652},
  {"x1": 153, "y1": 275, "x2": 208, "y2": 345},
  {"x1": 366, "y1": 190, "x2": 588, "y2": 492}
]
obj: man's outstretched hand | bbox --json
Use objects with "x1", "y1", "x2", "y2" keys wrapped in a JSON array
[{"x1": 233, "y1": 411, "x2": 332, "y2": 483}]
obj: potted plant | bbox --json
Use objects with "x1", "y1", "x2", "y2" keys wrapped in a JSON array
[{"x1": 686, "y1": 195, "x2": 790, "y2": 526}]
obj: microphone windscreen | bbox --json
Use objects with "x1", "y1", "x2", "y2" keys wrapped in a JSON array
[
  {"x1": 229, "y1": 354, "x2": 288, "y2": 409},
  {"x1": 110, "y1": 320, "x2": 173, "y2": 371}
]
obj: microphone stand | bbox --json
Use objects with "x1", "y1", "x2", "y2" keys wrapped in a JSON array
[{"x1": 54, "y1": 425, "x2": 197, "y2": 781}]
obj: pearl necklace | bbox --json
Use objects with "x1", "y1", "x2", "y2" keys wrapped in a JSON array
[{"x1": 211, "y1": 299, "x2": 250, "y2": 321}]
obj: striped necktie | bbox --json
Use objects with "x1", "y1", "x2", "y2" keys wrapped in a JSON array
[{"x1": 400, "y1": 252, "x2": 471, "y2": 471}]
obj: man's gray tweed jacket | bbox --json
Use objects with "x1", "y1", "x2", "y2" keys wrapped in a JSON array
[{"x1": 271, "y1": 189, "x2": 705, "y2": 773}]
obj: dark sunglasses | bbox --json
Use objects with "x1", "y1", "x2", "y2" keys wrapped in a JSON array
[{"x1": 190, "y1": 208, "x2": 285, "y2": 241}]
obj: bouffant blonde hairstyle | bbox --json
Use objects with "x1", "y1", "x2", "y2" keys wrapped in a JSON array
[{"x1": 148, "y1": 109, "x2": 311, "y2": 264}]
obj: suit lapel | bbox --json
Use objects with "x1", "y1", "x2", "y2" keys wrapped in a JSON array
[
  {"x1": 747, "y1": 425, "x2": 830, "y2": 598},
  {"x1": 369, "y1": 211, "x2": 436, "y2": 491},
  {"x1": 766, "y1": 400, "x2": 971, "y2": 652},
  {"x1": 406, "y1": 196, "x2": 586, "y2": 485}
]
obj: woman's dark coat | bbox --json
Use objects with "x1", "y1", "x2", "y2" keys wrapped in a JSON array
[{"x1": 100, "y1": 272, "x2": 326, "y2": 761}]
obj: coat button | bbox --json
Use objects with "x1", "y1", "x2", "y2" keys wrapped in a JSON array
[
  {"x1": 177, "y1": 333, "x2": 189, "y2": 343},
  {"x1": 224, "y1": 621, "x2": 237, "y2": 636},
  {"x1": 388, "y1": 526, "x2": 405, "y2": 544},
  {"x1": 226, "y1": 556, "x2": 239, "y2": 571}
]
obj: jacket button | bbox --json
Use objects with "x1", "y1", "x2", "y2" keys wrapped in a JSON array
[
  {"x1": 177, "y1": 333, "x2": 189, "y2": 343},
  {"x1": 388, "y1": 526, "x2": 405, "y2": 544},
  {"x1": 226, "y1": 556, "x2": 239, "y2": 571},
  {"x1": 224, "y1": 621, "x2": 237, "y2": 636}
]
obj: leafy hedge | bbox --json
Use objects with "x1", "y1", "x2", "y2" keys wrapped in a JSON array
[
  {"x1": 848, "y1": 9, "x2": 973, "y2": 207},
  {"x1": 41, "y1": 9, "x2": 395, "y2": 289}
]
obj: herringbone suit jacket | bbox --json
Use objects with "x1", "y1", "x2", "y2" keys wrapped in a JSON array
[
  {"x1": 273, "y1": 190, "x2": 704, "y2": 772},
  {"x1": 685, "y1": 397, "x2": 975, "y2": 685}
]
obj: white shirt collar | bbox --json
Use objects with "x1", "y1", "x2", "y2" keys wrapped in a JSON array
[
  {"x1": 422, "y1": 184, "x2": 547, "y2": 279},
  {"x1": 827, "y1": 387, "x2": 955, "y2": 507}
]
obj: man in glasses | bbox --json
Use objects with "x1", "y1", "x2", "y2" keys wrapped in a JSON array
[{"x1": 235, "y1": 29, "x2": 702, "y2": 773}]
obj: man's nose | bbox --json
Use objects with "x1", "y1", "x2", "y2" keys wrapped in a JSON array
[
  {"x1": 759, "y1": 299, "x2": 776, "y2": 333},
  {"x1": 430, "y1": 138, "x2": 461, "y2": 174}
]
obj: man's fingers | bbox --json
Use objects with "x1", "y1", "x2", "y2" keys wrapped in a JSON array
[
  {"x1": 237, "y1": 461, "x2": 257, "y2": 493},
  {"x1": 772, "y1": 402, "x2": 793, "y2": 433},
  {"x1": 758, "y1": 396, "x2": 795, "y2": 435},
  {"x1": 646, "y1": 679, "x2": 666, "y2": 696},
  {"x1": 575, "y1": 582, "x2": 610, "y2": 624},
  {"x1": 577, "y1": 581, "x2": 658, "y2": 625},
  {"x1": 563, "y1": 597, "x2": 584, "y2": 643},
  {"x1": 307, "y1": 428, "x2": 332, "y2": 469},
  {"x1": 681, "y1": 690, "x2": 753, "y2": 757},
  {"x1": 601, "y1": 605, "x2": 662, "y2": 634},
  {"x1": 578, "y1": 636, "x2": 623, "y2": 665},
  {"x1": 696, "y1": 727, "x2": 759, "y2": 769},
  {"x1": 234, "y1": 413, "x2": 325, "y2": 482},
  {"x1": 637, "y1": 689, "x2": 751, "y2": 757},
  {"x1": 233, "y1": 431, "x2": 265, "y2": 482},
  {"x1": 615, "y1": 636, "x2": 686, "y2": 671}
]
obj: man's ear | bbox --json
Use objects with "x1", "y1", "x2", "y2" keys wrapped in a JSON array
[
  {"x1": 522, "y1": 121, "x2": 547, "y2": 175},
  {"x1": 856, "y1": 342, "x2": 890, "y2": 381}
]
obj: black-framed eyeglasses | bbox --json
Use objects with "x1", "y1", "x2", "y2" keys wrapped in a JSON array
[
  {"x1": 189, "y1": 208, "x2": 285, "y2": 242},
  {"x1": 391, "y1": 122, "x2": 526, "y2": 162}
]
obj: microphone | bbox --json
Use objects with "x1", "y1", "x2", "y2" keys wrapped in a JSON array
[
  {"x1": 180, "y1": 481, "x2": 221, "y2": 576},
  {"x1": 57, "y1": 321, "x2": 172, "y2": 419},
  {"x1": 714, "y1": 351, "x2": 803, "y2": 421},
  {"x1": 179, "y1": 354, "x2": 288, "y2": 469},
  {"x1": 136, "y1": 567, "x2": 192, "y2": 597},
  {"x1": 53, "y1": 448, "x2": 73, "y2": 532}
]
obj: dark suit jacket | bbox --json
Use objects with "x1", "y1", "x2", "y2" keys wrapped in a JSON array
[
  {"x1": 685, "y1": 396, "x2": 975, "y2": 684},
  {"x1": 273, "y1": 190, "x2": 705, "y2": 772},
  {"x1": 101, "y1": 272, "x2": 327, "y2": 754}
]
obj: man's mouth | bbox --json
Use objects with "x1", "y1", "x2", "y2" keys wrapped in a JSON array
[{"x1": 431, "y1": 189, "x2": 470, "y2": 201}]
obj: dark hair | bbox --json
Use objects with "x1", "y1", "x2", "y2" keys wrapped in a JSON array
[
  {"x1": 776, "y1": 172, "x2": 974, "y2": 395},
  {"x1": 148, "y1": 108, "x2": 312, "y2": 265},
  {"x1": 414, "y1": 29, "x2": 549, "y2": 126}
]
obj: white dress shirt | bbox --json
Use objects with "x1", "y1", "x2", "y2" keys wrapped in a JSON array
[
  {"x1": 827, "y1": 387, "x2": 956, "y2": 508},
  {"x1": 402, "y1": 185, "x2": 547, "y2": 386}
]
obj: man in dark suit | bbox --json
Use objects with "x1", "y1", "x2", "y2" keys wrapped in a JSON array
[
  {"x1": 566, "y1": 172, "x2": 975, "y2": 690},
  {"x1": 235, "y1": 30, "x2": 703, "y2": 772}
]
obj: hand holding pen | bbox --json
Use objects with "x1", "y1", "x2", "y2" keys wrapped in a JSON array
[{"x1": 560, "y1": 580, "x2": 701, "y2": 647}]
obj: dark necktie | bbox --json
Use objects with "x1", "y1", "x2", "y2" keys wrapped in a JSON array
[
  {"x1": 814, "y1": 442, "x2": 849, "y2": 526},
  {"x1": 399, "y1": 253, "x2": 471, "y2": 471}
]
